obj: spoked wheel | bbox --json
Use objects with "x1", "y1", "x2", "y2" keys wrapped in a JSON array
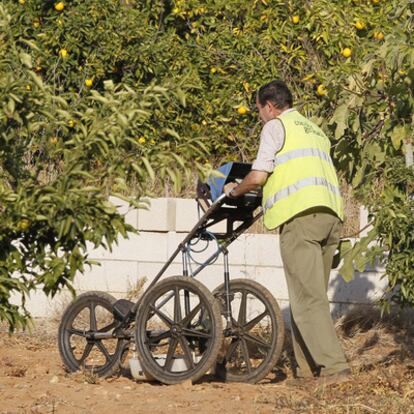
[
  {"x1": 213, "y1": 279, "x2": 285, "y2": 383},
  {"x1": 58, "y1": 291, "x2": 127, "y2": 377},
  {"x1": 135, "y1": 276, "x2": 223, "y2": 384}
]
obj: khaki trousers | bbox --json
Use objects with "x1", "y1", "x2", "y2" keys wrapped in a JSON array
[{"x1": 280, "y1": 209, "x2": 349, "y2": 377}]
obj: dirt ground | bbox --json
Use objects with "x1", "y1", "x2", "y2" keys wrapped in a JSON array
[{"x1": 1, "y1": 309, "x2": 414, "y2": 414}]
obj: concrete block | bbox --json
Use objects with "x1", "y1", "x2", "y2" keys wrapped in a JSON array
[
  {"x1": 86, "y1": 233, "x2": 143, "y2": 261},
  {"x1": 50, "y1": 290, "x2": 75, "y2": 319},
  {"x1": 167, "y1": 230, "x2": 228, "y2": 267},
  {"x1": 86, "y1": 233, "x2": 145, "y2": 262},
  {"x1": 73, "y1": 260, "x2": 139, "y2": 294},
  {"x1": 175, "y1": 198, "x2": 199, "y2": 232},
  {"x1": 166, "y1": 232, "x2": 186, "y2": 263},
  {"x1": 137, "y1": 262, "x2": 245, "y2": 293},
  {"x1": 89, "y1": 232, "x2": 169, "y2": 264},
  {"x1": 244, "y1": 234, "x2": 282, "y2": 267},
  {"x1": 134, "y1": 232, "x2": 169, "y2": 262},
  {"x1": 227, "y1": 235, "x2": 246, "y2": 265},
  {"x1": 138, "y1": 198, "x2": 175, "y2": 232},
  {"x1": 109, "y1": 196, "x2": 138, "y2": 228},
  {"x1": 328, "y1": 270, "x2": 388, "y2": 304},
  {"x1": 137, "y1": 262, "x2": 184, "y2": 286},
  {"x1": 202, "y1": 264, "x2": 247, "y2": 291},
  {"x1": 10, "y1": 289, "x2": 70, "y2": 319},
  {"x1": 175, "y1": 198, "x2": 226, "y2": 233},
  {"x1": 244, "y1": 266, "x2": 289, "y2": 301}
]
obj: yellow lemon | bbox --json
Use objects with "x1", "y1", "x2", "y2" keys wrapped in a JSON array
[
  {"x1": 292, "y1": 15, "x2": 300, "y2": 24},
  {"x1": 59, "y1": 48, "x2": 68, "y2": 58},
  {"x1": 172, "y1": 7, "x2": 180, "y2": 14},
  {"x1": 316, "y1": 84, "x2": 327, "y2": 96},
  {"x1": 26, "y1": 84, "x2": 32, "y2": 91},
  {"x1": 55, "y1": 2, "x2": 64, "y2": 11},
  {"x1": 210, "y1": 67, "x2": 217, "y2": 74},
  {"x1": 374, "y1": 31, "x2": 384, "y2": 40},
  {"x1": 398, "y1": 69, "x2": 407, "y2": 76},
  {"x1": 138, "y1": 136, "x2": 146, "y2": 144},
  {"x1": 150, "y1": 139, "x2": 155, "y2": 145},
  {"x1": 50, "y1": 136, "x2": 58, "y2": 145},
  {"x1": 372, "y1": 0, "x2": 379, "y2": 3},
  {"x1": 18, "y1": 0, "x2": 25, "y2": 4},
  {"x1": 18, "y1": 219, "x2": 30, "y2": 231},
  {"x1": 341, "y1": 47, "x2": 352, "y2": 58},
  {"x1": 68, "y1": 119, "x2": 74, "y2": 128},
  {"x1": 85, "y1": 78, "x2": 93, "y2": 88},
  {"x1": 355, "y1": 20, "x2": 365, "y2": 30},
  {"x1": 237, "y1": 105, "x2": 249, "y2": 115}
]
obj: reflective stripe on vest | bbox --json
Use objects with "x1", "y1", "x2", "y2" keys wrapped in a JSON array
[
  {"x1": 275, "y1": 147, "x2": 333, "y2": 167},
  {"x1": 264, "y1": 176, "x2": 341, "y2": 211},
  {"x1": 262, "y1": 109, "x2": 344, "y2": 229}
]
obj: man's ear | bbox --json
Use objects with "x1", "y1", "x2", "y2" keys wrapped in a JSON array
[{"x1": 267, "y1": 101, "x2": 277, "y2": 111}]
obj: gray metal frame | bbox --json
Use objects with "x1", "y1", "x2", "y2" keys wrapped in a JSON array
[{"x1": 129, "y1": 194, "x2": 263, "y2": 327}]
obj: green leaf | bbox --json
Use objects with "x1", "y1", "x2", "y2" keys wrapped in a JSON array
[
  {"x1": 141, "y1": 157, "x2": 155, "y2": 181},
  {"x1": 164, "y1": 128, "x2": 180, "y2": 140},
  {"x1": 28, "y1": 71, "x2": 44, "y2": 89},
  {"x1": 103, "y1": 80, "x2": 115, "y2": 90},
  {"x1": 338, "y1": 253, "x2": 354, "y2": 282},
  {"x1": 389, "y1": 125, "x2": 408, "y2": 150},
  {"x1": 19, "y1": 52, "x2": 32, "y2": 68},
  {"x1": 175, "y1": 88, "x2": 187, "y2": 107},
  {"x1": 6, "y1": 99, "x2": 15, "y2": 115},
  {"x1": 329, "y1": 104, "x2": 348, "y2": 139}
]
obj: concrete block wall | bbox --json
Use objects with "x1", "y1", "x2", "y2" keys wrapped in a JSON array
[{"x1": 19, "y1": 199, "x2": 386, "y2": 321}]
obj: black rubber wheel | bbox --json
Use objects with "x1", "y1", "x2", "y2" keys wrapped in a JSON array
[
  {"x1": 213, "y1": 279, "x2": 285, "y2": 383},
  {"x1": 135, "y1": 276, "x2": 223, "y2": 384},
  {"x1": 58, "y1": 291, "x2": 127, "y2": 377}
]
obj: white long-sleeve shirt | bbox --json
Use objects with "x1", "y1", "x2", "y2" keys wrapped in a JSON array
[{"x1": 251, "y1": 108, "x2": 296, "y2": 173}]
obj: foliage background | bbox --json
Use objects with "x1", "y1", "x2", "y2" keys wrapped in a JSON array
[{"x1": 1, "y1": 0, "x2": 413, "y2": 329}]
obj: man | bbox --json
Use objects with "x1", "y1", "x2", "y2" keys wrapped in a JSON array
[{"x1": 224, "y1": 80, "x2": 350, "y2": 382}]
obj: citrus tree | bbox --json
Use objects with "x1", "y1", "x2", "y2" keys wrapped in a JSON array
[
  {"x1": 0, "y1": 3, "x2": 207, "y2": 330},
  {"x1": 1, "y1": 0, "x2": 413, "y2": 329},
  {"x1": 328, "y1": 17, "x2": 414, "y2": 310},
  {"x1": 8, "y1": 0, "x2": 402, "y2": 160}
]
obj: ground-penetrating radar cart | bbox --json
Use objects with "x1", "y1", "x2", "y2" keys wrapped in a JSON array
[{"x1": 58, "y1": 163, "x2": 285, "y2": 384}]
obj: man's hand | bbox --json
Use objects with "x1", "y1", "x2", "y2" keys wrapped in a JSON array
[
  {"x1": 224, "y1": 182, "x2": 238, "y2": 198},
  {"x1": 223, "y1": 170, "x2": 269, "y2": 199}
]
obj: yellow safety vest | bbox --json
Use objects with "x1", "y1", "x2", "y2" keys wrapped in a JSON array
[{"x1": 262, "y1": 110, "x2": 344, "y2": 230}]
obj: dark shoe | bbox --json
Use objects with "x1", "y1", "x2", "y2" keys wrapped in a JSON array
[
  {"x1": 284, "y1": 375, "x2": 316, "y2": 387},
  {"x1": 315, "y1": 369, "x2": 352, "y2": 387}
]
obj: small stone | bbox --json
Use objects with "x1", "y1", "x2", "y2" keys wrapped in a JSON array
[
  {"x1": 13, "y1": 383, "x2": 28, "y2": 389},
  {"x1": 179, "y1": 379, "x2": 193, "y2": 390},
  {"x1": 49, "y1": 375, "x2": 59, "y2": 384}
]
